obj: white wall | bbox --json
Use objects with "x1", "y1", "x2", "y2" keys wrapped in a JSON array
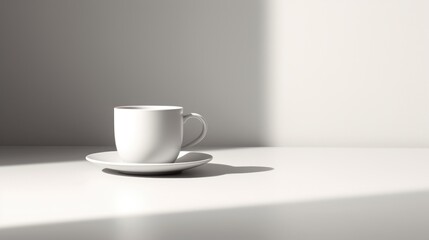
[
  {"x1": 1, "y1": 0, "x2": 428, "y2": 147},
  {"x1": 265, "y1": 0, "x2": 429, "y2": 147}
]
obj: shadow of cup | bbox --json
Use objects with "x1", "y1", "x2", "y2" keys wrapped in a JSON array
[{"x1": 103, "y1": 163, "x2": 273, "y2": 178}]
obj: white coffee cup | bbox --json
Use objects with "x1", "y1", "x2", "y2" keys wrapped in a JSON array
[{"x1": 114, "y1": 105, "x2": 207, "y2": 163}]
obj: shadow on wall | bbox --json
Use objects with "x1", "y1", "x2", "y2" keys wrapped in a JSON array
[
  {"x1": 2, "y1": 190, "x2": 429, "y2": 239},
  {"x1": 0, "y1": 0, "x2": 266, "y2": 147}
]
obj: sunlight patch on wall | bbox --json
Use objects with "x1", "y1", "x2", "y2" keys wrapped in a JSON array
[{"x1": 264, "y1": 0, "x2": 429, "y2": 147}]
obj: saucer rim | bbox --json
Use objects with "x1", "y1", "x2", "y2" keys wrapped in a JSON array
[{"x1": 85, "y1": 151, "x2": 212, "y2": 167}]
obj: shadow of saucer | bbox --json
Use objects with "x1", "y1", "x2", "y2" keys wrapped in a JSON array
[{"x1": 102, "y1": 163, "x2": 273, "y2": 178}]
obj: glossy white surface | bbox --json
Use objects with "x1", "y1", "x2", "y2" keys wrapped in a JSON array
[
  {"x1": 86, "y1": 151, "x2": 212, "y2": 175},
  {"x1": 114, "y1": 106, "x2": 207, "y2": 163},
  {"x1": 1, "y1": 147, "x2": 429, "y2": 239}
]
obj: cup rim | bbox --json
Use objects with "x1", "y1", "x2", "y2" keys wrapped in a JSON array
[{"x1": 114, "y1": 105, "x2": 183, "y2": 111}]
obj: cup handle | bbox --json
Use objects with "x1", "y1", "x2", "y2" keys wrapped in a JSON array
[{"x1": 182, "y1": 113, "x2": 208, "y2": 148}]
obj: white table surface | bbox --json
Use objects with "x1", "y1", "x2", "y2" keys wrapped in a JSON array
[{"x1": 1, "y1": 147, "x2": 429, "y2": 239}]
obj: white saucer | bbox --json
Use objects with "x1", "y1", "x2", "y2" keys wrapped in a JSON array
[{"x1": 86, "y1": 151, "x2": 213, "y2": 175}]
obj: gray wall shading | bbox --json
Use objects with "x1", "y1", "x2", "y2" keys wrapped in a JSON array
[{"x1": 0, "y1": 0, "x2": 265, "y2": 146}]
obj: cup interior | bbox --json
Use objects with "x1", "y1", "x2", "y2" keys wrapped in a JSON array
[{"x1": 115, "y1": 105, "x2": 182, "y2": 111}]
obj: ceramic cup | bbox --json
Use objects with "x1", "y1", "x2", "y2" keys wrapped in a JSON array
[{"x1": 114, "y1": 105, "x2": 207, "y2": 163}]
